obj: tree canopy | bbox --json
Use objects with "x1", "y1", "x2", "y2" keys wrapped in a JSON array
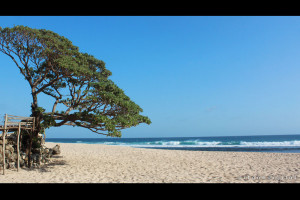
[{"x1": 0, "y1": 25, "x2": 151, "y2": 138}]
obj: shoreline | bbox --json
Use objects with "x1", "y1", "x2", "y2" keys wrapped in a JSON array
[
  {"x1": 45, "y1": 135, "x2": 300, "y2": 154},
  {"x1": 1, "y1": 142, "x2": 300, "y2": 183}
]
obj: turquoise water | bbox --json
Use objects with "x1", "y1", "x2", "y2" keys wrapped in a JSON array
[{"x1": 46, "y1": 134, "x2": 300, "y2": 153}]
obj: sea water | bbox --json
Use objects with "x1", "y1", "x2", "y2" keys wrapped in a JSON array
[{"x1": 46, "y1": 134, "x2": 300, "y2": 153}]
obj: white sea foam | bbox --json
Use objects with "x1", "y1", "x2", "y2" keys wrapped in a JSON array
[
  {"x1": 122, "y1": 140, "x2": 300, "y2": 148},
  {"x1": 240, "y1": 140, "x2": 300, "y2": 147},
  {"x1": 46, "y1": 136, "x2": 300, "y2": 152}
]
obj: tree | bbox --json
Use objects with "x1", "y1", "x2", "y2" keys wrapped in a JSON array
[{"x1": 0, "y1": 25, "x2": 151, "y2": 167}]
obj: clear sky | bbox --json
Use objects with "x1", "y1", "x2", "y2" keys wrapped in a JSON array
[{"x1": 1, "y1": 16, "x2": 300, "y2": 138}]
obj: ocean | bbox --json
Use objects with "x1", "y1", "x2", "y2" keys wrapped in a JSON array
[{"x1": 46, "y1": 134, "x2": 300, "y2": 153}]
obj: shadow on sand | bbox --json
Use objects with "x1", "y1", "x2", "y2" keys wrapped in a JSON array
[{"x1": 23, "y1": 155, "x2": 67, "y2": 173}]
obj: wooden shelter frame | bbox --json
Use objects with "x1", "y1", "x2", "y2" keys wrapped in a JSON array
[{"x1": 0, "y1": 114, "x2": 35, "y2": 175}]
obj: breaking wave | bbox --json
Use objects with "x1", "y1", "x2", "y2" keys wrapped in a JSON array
[
  {"x1": 98, "y1": 139, "x2": 300, "y2": 148},
  {"x1": 46, "y1": 135, "x2": 300, "y2": 152}
]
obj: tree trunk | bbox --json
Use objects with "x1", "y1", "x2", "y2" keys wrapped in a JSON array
[
  {"x1": 28, "y1": 134, "x2": 33, "y2": 168},
  {"x1": 28, "y1": 91, "x2": 39, "y2": 168}
]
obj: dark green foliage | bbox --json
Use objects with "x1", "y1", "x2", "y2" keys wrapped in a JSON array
[{"x1": 0, "y1": 25, "x2": 151, "y2": 137}]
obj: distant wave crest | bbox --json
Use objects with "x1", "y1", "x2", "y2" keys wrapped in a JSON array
[{"x1": 101, "y1": 139, "x2": 300, "y2": 148}]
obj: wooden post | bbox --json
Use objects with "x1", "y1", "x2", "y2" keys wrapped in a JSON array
[
  {"x1": 32, "y1": 117, "x2": 35, "y2": 132},
  {"x1": 17, "y1": 122, "x2": 21, "y2": 172},
  {"x1": 2, "y1": 130, "x2": 4, "y2": 175},
  {"x1": 2, "y1": 114, "x2": 7, "y2": 175}
]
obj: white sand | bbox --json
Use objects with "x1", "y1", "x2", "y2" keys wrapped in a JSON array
[{"x1": 1, "y1": 142, "x2": 300, "y2": 183}]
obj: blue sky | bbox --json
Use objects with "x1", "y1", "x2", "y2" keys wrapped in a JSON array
[{"x1": 1, "y1": 16, "x2": 300, "y2": 138}]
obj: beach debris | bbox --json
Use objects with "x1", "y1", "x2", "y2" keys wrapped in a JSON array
[{"x1": 52, "y1": 144, "x2": 61, "y2": 155}]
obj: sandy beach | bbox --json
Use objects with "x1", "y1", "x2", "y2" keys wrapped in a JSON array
[{"x1": 1, "y1": 142, "x2": 300, "y2": 183}]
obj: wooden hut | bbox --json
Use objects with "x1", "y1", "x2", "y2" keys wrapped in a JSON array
[{"x1": 0, "y1": 114, "x2": 35, "y2": 175}]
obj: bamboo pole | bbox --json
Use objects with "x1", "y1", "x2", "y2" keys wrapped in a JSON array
[
  {"x1": 32, "y1": 117, "x2": 35, "y2": 132},
  {"x1": 1, "y1": 130, "x2": 4, "y2": 175},
  {"x1": 17, "y1": 122, "x2": 21, "y2": 172},
  {"x1": 7, "y1": 115, "x2": 34, "y2": 119},
  {"x1": 2, "y1": 114, "x2": 7, "y2": 175}
]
